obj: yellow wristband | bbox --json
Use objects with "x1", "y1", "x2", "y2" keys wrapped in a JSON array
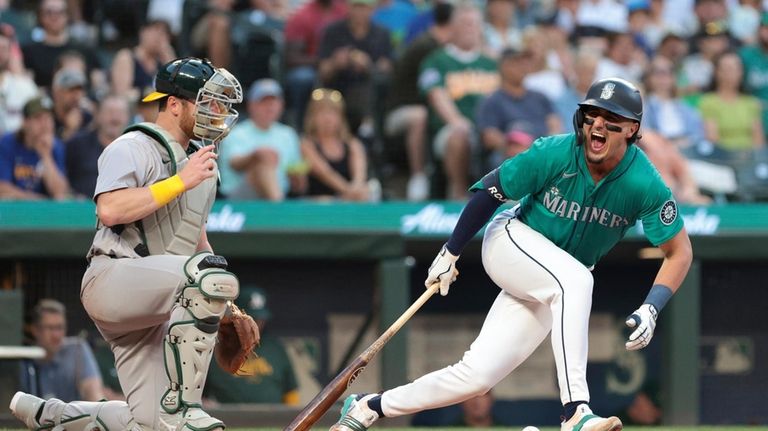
[{"x1": 149, "y1": 174, "x2": 186, "y2": 206}]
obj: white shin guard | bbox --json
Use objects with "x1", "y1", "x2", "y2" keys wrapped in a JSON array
[{"x1": 161, "y1": 253, "x2": 239, "y2": 429}]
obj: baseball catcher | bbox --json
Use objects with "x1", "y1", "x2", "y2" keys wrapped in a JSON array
[{"x1": 10, "y1": 57, "x2": 253, "y2": 431}]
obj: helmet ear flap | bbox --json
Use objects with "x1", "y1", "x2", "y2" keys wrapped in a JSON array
[{"x1": 573, "y1": 108, "x2": 585, "y2": 146}]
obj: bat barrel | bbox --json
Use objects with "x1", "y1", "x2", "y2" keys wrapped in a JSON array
[{"x1": 284, "y1": 359, "x2": 368, "y2": 431}]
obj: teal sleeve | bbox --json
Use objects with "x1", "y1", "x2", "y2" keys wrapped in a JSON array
[
  {"x1": 470, "y1": 138, "x2": 553, "y2": 200},
  {"x1": 639, "y1": 186, "x2": 684, "y2": 246}
]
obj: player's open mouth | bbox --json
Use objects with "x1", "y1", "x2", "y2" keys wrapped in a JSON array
[{"x1": 589, "y1": 131, "x2": 606, "y2": 152}]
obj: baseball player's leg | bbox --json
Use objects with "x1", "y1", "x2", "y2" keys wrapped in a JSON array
[
  {"x1": 381, "y1": 290, "x2": 551, "y2": 417},
  {"x1": 82, "y1": 255, "x2": 189, "y2": 334},
  {"x1": 109, "y1": 322, "x2": 169, "y2": 428},
  {"x1": 158, "y1": 252, "x2": 239, "y2": 430},
  {"x1": 10, "y1": 391, "x2": 135, "y2": 431},
  {"x1": 82, "y1": 253, "x2": 236, "y2": 430},
  {"x1": 484, "y1": 218, "x2": 593, "y2": 404}
]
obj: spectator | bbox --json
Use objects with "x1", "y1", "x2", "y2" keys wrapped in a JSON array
[
  {"x1": 626, "y1": 0, "x2": 655, "y2": 57},
  {"x1": 554, "y1": 49, "x2": 599, "y2": 130},
  {"x1": 0, "y1": 96, "x2": 69, "y2": 200},
  {"x1": 52, "y1": 49, "x2": 107, "y2": 104},
  {"x1": 228, "y1": 0, "x2": 285, "y2": 90},
  {"x1": 635, "y1": 0, "x2": 667, "y2": 49},
  {"x1": 678, "y1": 21, "x2": 731, "y2": 96},
  {"x1": 655, "y1": 31, "x2": 689, "y2": 68},
  {"x1": 403, "y1": 0, "x2": 442, "y2": 44},
  {"x1": 384, "y1": 2, "x2": 453, "y2": 201},
  {"x1": 482, "y1": 0, "x2": 523, "y2": 59},
  {"x1": 301, "y1": 88, "x2": 370, "y2": 201},
  {"x1": 51, "y1": 67, "x2": 92, "y2": 141},
  {"x1": 699, "y1": 50, "x2": 765, "y2": 152},
  {"x1": 576, "y1": 0, "x2": 628, "y2": 34},
  {"x1": 521, "y1": 25, "x2": 570, "y2": 103},
  {"x1": 21, "y1": 0, "x2": 102, "y2": 89},
  {"x1": 476, "y1": 48, "x2": 560, "y2": 170},
  {"x1": 728, "y1": 0, "x2": 760, "y2": 45},
  {"x1": 0, "y1": 26, "x2": 39, "y2": 136},
  {"x1": 690, "y1": 0, "x2": 728, "y2": 37},
  {"x1": 283, "y1": 0, "x2": 348, "y2": 128},
  {"x1": 205, "y1": 287, "x2": 300, "y2": 405},
  {"x1": 191, "y1": 0, "x2": 284, "y2": 92},
  {"x1": 110, "y1": 19, "x2": 175, "y2": 102},
  {"x1": 739, "y1": 12, "x2": 768, "y2": 140},
  {"x1": 637, "y1": 130, "x2": 712, "y2": 205},
  {"x1": 19, "y1": 299, "x2": 105, "y2": 402},
  {"x1": 188, "y1": 0, "x2": 237, "y2": 68},
  {"x1": 643, "y1": 55, "x2": 706, "y2": 149},
  {"x1": 594, "y1": 31, "x2": 645, "y2": 83},
  {"x1": 220, "y1": 79, "x2": 307, "y2": 200},
  {"x1": 371, "y1": 0, "x2": 420, "y2": 48},
  {"x1": 317, "y1": 0, "x2": 393, "y2": 133},
  {"x1": 147, "y1": 0, "x2": 184, "y2": 36},
  {"x1": 418, "y1": 2, "x2": 498, "y2": 200},
  {"x1": 65, "y1": 95, "x2": 131, "y2": 199},
  {"x1": 0, "y1": 3, "x2": 34, "y2": 46}
]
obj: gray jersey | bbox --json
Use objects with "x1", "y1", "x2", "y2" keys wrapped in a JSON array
[{"x1": 87, "y1": 128, "x2": 215, "y2": 260}]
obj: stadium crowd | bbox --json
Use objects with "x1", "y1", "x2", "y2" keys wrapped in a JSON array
[{"x1": 1, "y1": 0, "x2": 768, "y2": 203}]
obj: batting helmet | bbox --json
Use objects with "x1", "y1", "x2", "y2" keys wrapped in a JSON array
[{"x1": 573, "y1": 77, "x2": 643, "y2": 144}]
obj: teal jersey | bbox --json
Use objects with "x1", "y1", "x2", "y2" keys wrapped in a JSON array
[{"x1": 472, "y1": 133, "x2": 683, "y2": 267}]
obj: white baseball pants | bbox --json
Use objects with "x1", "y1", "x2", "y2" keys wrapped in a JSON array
[{"x1": 382, "y1": 210, "x2": 594, "y2": 417}]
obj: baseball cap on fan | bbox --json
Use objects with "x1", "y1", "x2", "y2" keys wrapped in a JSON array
[
  {"x1": 53, "y1": 68, "x2": 86, "y2": 89},
  {"x1": 23, "y1": 95, "x2": 53, "y2": 118},
  {"x1": 248, "y1": 78, "x2": 283, "y2": 102},
  {"x1": 235, "y1": 286, "x2": 272, "y2": 321}
]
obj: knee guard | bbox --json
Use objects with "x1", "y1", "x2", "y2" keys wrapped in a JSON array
[{"x1": 161, "y1": 252, "x2": 239, "y2": 415}]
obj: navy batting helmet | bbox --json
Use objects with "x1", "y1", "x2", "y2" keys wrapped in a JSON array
[{"x1": 573, "y1": 78, "x2": 643, "y2": 144}]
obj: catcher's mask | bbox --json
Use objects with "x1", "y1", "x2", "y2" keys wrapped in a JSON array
[
  {"x1": 192, "y1": 67, "x2": 242, "y2": 143},
  {"x1": 573, "y1": 77, "x2": 642, "y2": 145},
  {"x1": 144, "y1": 57, "x2": 243, "y2": 143}
]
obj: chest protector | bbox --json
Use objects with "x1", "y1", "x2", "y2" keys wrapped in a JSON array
[{"x1": 125, "y1": 122, "x2": 217, "y2": 256}]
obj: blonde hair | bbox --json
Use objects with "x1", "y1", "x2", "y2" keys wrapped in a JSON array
[{"x1": 303, "y1": 88, "x2": 352, "y2": 142}]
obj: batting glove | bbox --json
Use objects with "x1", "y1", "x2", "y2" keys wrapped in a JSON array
[
  {"x1": 625, "y1": 304, "x2": 658, "y2": 351},
  {"x1": 426, "y1": 244, "x2": 459, "y2": 296}
]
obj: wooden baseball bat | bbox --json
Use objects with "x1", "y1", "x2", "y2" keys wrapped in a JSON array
[{"x1": 283, "y1": 282, "x2": 441, "y2": 431}]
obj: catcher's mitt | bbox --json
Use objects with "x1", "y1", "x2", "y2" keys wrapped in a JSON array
[{"x1": 215, "y1": 303, "x2": 260, "y2": 375}]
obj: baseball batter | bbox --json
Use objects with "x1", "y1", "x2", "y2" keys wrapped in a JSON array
[
  {"x1": 10, "y1": 57, "x2": 252, "y2": 431},
  {"x1": 332, "y1": 78, "x2": 693, "y2": 431}
]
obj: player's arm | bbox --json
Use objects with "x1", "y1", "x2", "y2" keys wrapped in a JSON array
[
  {"x1": 626, "y1": 228, "x2": 692, "y2": 351},
  {"x1": 653, "y1": 227, "x2": 693, "y2": 292},
  {"x1": 97, "y1": 145, "x2": 218, "y2": 226},
  {"x1": 426, "y1": 169, "x2": 507, "y2": 295},
  {"x1": 427, "y1": 87, "x2": 470, "y2": 129}
]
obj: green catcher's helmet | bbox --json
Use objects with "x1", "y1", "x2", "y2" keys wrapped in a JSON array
[
  {"x1": 143, "y1": 57, "x2": 243, "y2": 142},
  {"x1": 142, "y1": 57, "x2": 216, "y2": 102}
]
